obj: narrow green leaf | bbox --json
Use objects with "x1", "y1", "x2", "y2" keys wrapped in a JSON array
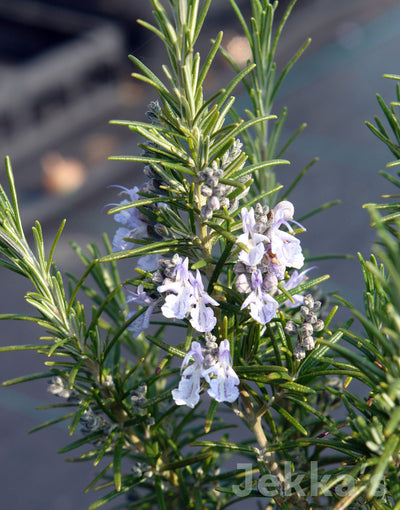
[
  {"x1": 161, "y1": 451, "x2": 211, "y2": 471},
  {"x1": 368, "y1": 435, "x2": 400, "y2": 498},
  {"x1": 58, "y1": 431, "x2": 104, "y2": 454},
  {"x1": 4, "y1": 156, "x2": 23, "y2": 237},
  {"x1": 145, "y1": 334, "x2": 186, "y2": 358},
  {"x1": 2, "y1": 371, "x2": 53, "y2": 386},
  {"x1": 98, "y1": 239, "x2": 182, "y2": 263},
  {"x1": 272, "y1": 404, "x2": 307, "y2": 436},
  {"x1": 191, "y1": 440, "x2": 258, "y2": 453},
  {"x1": 29, "y1": 412, "x2": 74, "y2": 434},
  {"x1": 204, "y1": 399, "x2": 219, "y2": 434},
  {"x1": 113, "y1": 432, "x2": 124, "y2": 492},
  {"x1": 278, "y1": 381, "x2": 315, "y2": 394},
  {"x1": 0, "y1": 343, "x2": 52, "y2": 352}
]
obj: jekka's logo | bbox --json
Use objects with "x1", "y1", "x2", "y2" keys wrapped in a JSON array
[{"x1": 232, "y1": 462, "x2": 386, "y2": 499}]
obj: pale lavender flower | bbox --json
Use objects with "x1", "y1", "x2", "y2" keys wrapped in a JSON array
[
  {"x1": 282, "y1": 267, "x2": 315, "y2": 308},
  {"x1": 112, "y1": 227, "x2": 135, "y2": 252},
  {"x1": 125, "y1": 285, "x2": 155, "y2": 337},
  {"x1": 189, "y1": 270, "x2": 219, "y2": 332},
  {"x1": 268, "y1": 200, "x2": 305, "y2": 270},
  {"x1": 158, "y1": 257, "x2": 192, "y2": 319},
  {"x1": 137, "y1": 253, "x2": 162, "y2": 272},
  {"x1": 236, "y1": 273, "x2": 251, "y2": 294},
  {"x1": 204, "y1": 339, "x2": 239, "y2": 403},
  {"x1": 158, "y1": 259, "x2": 218, "y2": 332},
  {"x1": 241, "y1": 270, "x2": 278, "y2": 325},
  {"x1": 110, "y1": 186, "x2": 149, "y2": 252},
  {"x1": 272, "y1": 201, "x2": 304, "y2": 232},
  {"x1": 270, "y1": 229, "x2": 304, "y2": 270},
  {"x1": 237, "y1": 207, "x2": 269, "y2": 267},
  {"x1": 172, "y1": 340, "x2": 240, "y2": 407},
  {"x1": 172, "y1": 341, "x2": 204, "y2": 408}
]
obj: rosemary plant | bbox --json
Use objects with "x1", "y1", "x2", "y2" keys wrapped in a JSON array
[{"x1": 2, "y1": 1, "x2": 400, "y2": 509}]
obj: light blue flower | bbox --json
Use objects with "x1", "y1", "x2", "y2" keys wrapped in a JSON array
[
  {"x1": 158, "y1": 260, "x2": 219, "y2": 333},
  {"x1": 269, "y1": 200, "x2": 305, "y2": 270},
  {"x1": 172, "y1": 340, "x2": 240, "y2": 407},
  {"x1": 110, "y1": 186, "x2": 148, "y2": 252},
  {"x1": 124, "y1": 285, "x2": 155, "y2": 337},
  {"x1": 270, "y1": 229, "x2": 304, "y2": 270},
  {"x1": 137, "y1": 253, "x2": 162, "y2": 272},
  {"x1": 188, "y1": 270, "x2": 219, "y2": 332},
  {"x1": 241, "y1": 270, "x2": 279, "y2": 325},
  {"x1": 237, "y1": 207, "x2": 269, "y2": 267},
  {"x1": 158, "y1": 257, "x2": 193, "y2": 319},
  {"x1": 204, "y1": 340, "x2": 239, "y2": 403},
  {"x1": 282, "y1": 267, "x2": 315, "y2": 308},
  {"x1": 172, "y1": 341, "x2": 204, "y2": 408}
]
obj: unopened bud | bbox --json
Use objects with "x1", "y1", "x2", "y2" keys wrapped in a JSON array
[
  {"x1": 200, "y1": 205, "x2": 213, "y2": 219},
  {"x1": 300, "y1": 306, "x2": 310, "y2": 318},
  {"x1": 303, "y1": 336, "x2": 315, "y2": 351},
  {"x1": 294, "y1": 345, "x2": 306, "y2": 360},
  {"x1": 284, "y1": 321, "x2": 298, "y2": 336},
  {"x1": 220, "y1": 197, "x2": 230, "y2": 208},
  {"x1": 301, "y1": 323, "x2": 313, "y2": 338},
  {"x1": 207, "y1": 175, "x2": 219, "y2": 187},
  {"x1": 306, "y1": 312, "x2": 318, "y2": 324},
  {"x1": 313, "y1": 319, "x2": 324, "y2": 332},
  {"x1": 303, "y1": 294, "x2": 314, "y2": 309},
  {"x1": 207, "y1": 196, "x2": 220, "y2": 211},
  {"x1": 153, "y1": 223, "x2": 170, "y2": 238},
  {"x1": 236, "y1": 273, "x2": 251, "y2": 294},
  {"x1": 313, "y1": 300, "x2": 322, "y2": 312},
  {"x1": 200, "y1": 184, "x2": 213, "y2": 197}
]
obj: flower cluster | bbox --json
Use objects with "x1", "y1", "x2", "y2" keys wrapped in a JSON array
[
  {"x1": 199, "y1": 139, "x2": 248, "y2": 219},
  {"x1": 157, "y1": 256, "x2": 219, "y2": 333},
  {"x1": 109, "y1": 101, "x2": 173, "y2": 272},
  {"x1": 235, "y1": 201, "x2": 305, "y2": 324},
  {"x1": 172, "y1": 336, "x2": 239, "y2": 408},
  {"x1": 124, "y1": 284, "x2": 160, "y2": 337},
  {"x1": 284, "y1": 294, "x2": 324, "y2": 360},
  {"x1": 48, "y1": 376, "x2": 112, "y2": 436},
  {"x1": 110, "y1": 183, "x2": 167, "y2": 272},
  {"x1": 48, "y1": 375, "x2": 76, "y2": 400},
  {"x1": 123, "y1": 255, "x2": 219, "y2": 337},
  {"x1": 80, "y1": 407, "x2": 110, "y2": 435}
]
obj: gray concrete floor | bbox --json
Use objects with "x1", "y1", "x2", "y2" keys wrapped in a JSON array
[{"x1": 1, "y1": 1, "x2": 400, "y2": 509}]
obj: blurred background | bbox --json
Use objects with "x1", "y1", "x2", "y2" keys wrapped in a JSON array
[{"x1": 0, "y1": 0, "x2": 400, "y2": 508}]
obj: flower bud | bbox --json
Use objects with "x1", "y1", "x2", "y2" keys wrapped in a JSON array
[
  {"x1": 153, "y1": 223, "x2": 170, "y2": 239},
  {"x1": 207, "y1": 196, "x2": 220, "y2": 211},
  {"x1": 285, "y1": 321, "x2": 298, "y2": 336},
  {"x1": 301, "y1": 322, "x2": 313, "y2": 338},
  {"x1": 213, "y1": 183, "x2": 227, "y2": 196},
  {"x1": 303, "y1": 294, "x2": 314, "y2": 309},
  {"x1": 200, "y1": 184, "x2": 213, "y2": 197},
  {"x1": 255, "y1": 221, "x2": 267, "y2": 234},
  {"x1": 207, "y1": 175, "x2": 219, "y2": 187},
  {"x1": 294, "y1": 345, "x2": 306, "y2": 360},
  {"x1": 303, "y1": 336, "x2": 315, "y2": 351},
  {"x1": 313, "y1": 319, "x2": 324, "y2": 332},
  {"x1": 200, "y1": 205, "x2": 213, "y2": 219},
  {"x1": 143, "y1": 164, "x2": 158, "y2": 178},
  {"x1": 313, "y1": 300, "x2": 322, "y2": 312},
  {"x1": 263, "y1": 273, "x2": 278, "y2": 294},
  {"x1": 300, "y1": 306, "x2": 310, "y2": 318},
  {"x1": 236, "y1": 273, "x2": 251, "y2": 294},
  {"x1": 220, "y1": 197, "x2": 230, "y2": 208},
  {"x1": 306, "y1": 312, "x2": 318, "y2": 324},
  {"x1": 255, "y1": 203, "x2": 263, "y2": 215}
]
